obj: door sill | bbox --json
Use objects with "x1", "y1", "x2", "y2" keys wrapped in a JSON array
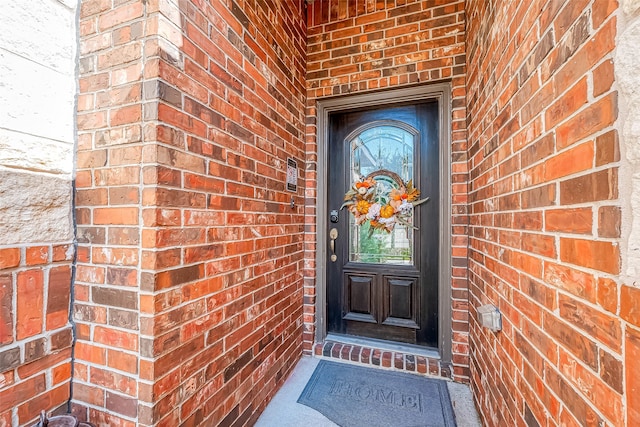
[{"x1": 325, "y1": 333, "x2": 440, "y2": 359}]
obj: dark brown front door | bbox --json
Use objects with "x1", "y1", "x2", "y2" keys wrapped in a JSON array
[{"x1": 327, "y1": 100, "x2": 439, "y2": 347}]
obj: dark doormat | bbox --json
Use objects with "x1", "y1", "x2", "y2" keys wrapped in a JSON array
[{"x1": 297, "y1": 360, "x2": 457, "y2": 427}]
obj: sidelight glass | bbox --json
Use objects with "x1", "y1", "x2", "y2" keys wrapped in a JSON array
[{"x1": 348, "y1": 125, "x2": 415, "y2": 265}]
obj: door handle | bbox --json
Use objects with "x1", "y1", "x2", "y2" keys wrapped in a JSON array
[{"x1": 329, "y1": 228, "x2": 338, "y2": 262}]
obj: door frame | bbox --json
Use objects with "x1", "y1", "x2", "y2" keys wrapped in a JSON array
[{"x1": 314, "y1": 83, "x2": 453, "y2": 362}]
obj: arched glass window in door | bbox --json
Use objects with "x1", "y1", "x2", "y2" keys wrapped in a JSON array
[{"x1": 348, "y1": 124, "x2": 416, "y2": 265}]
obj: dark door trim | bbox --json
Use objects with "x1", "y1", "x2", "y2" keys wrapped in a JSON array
[{"x1": 314, "y1": 83, "x2": 453, "y2": 362}]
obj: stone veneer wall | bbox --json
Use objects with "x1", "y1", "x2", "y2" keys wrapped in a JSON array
[
  {"x1": 75, "y1": 0, "x2": 307, "y2": 425},
  {"x1": 0, "y1": 1, "x2": 78, "y2": 426},
  {"x1": 613, "y1": 0, "x2": 640, "y2": 425},
  {"x1": 466, "y1": 0, "x2": 640, "y2": 425},
  {"x1": 305, "y1": 0, "x2": 470, "y2": 381}
]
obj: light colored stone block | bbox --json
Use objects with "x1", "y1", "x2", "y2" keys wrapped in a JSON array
[
  {"x1": 0, "y1": 49, "x2": 76, "y2": 145},
  {"x1": 0, "y1": 169, "x2": 73, "y2": 245},
  {"x1": 0, "y1": 0, "x2": 78, "y2": 73},
  {"x1": 0, "y1": 128, "x2": 74, "y2": 175},
  {"x1": 56, "y1": 0, "x2": 79, "y2": 9},
  {"x1": 617, "y1": 3, "x2": 640, "y2": 282}
]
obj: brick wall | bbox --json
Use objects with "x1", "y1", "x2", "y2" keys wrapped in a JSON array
[
  {"x1": 0, "y1": 1, "x2": 78, "y2": 425},
  {"x1": 75, "y1": 0, "x2": 148, "y2": 424},
  {"x1": 305, "y1": 0, "x2": 470, "y2": 381},
  {"x1": 147, "y1": 0, "x2": 307, "y2": 425},
  {"x1": 0, "y1": 246, "x2": 75, "y2": 426},
  {"x1": 465, "y1": 0, "x2": 636, "y2": 425},
  {"x1": 76, "y1": 0, "x2": 307, "y2": 425}
]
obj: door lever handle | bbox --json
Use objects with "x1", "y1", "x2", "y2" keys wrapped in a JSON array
[{"x1": 329, "y1": 228, "x2": 338, "y2": 262}]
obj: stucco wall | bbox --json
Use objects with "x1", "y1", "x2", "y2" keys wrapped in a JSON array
[{"x1": 0, "y1": 1, "x2": 78, "y2": 426}]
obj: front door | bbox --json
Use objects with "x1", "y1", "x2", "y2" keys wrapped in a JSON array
[{"x1": 327, "y1": 100, "x2": 439, "y2": 347}]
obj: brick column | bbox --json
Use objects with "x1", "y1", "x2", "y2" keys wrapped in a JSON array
[
  {"x1": 75, "y1": 0, "x2": 150, "y2": 424},
  {"x1": 76, "y1": 0, "x2": 308, "y2": 425}
]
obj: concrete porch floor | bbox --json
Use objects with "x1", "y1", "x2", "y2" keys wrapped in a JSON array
[{"x1": 255, "y1": 356, "x2": 482, "y2": 427}]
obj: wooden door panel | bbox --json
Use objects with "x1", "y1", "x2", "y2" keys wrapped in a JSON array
[
  {"x1": 343, "y1": 273, "x2": 377, "y2": 323},
  {"x1": 382, "y1": 276, "x2": 419, "y2": 329}
]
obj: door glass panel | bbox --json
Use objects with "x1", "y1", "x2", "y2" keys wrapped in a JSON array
[{"x1": 348, "y1": 125, "x2": 415, "y2": 265}]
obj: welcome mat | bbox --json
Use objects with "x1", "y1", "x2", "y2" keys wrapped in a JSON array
[{"x1": 298, "y1": 360, "x2": 457, "y2": 427}]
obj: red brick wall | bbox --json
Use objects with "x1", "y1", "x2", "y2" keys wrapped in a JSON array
[
  {"x1": 304, "y1": 0, "x2": 469, "y2": 381},
  {"x1": 305, "y1": 0, "x2": 470, "y2": 381},
  {"x1": 75, "y1": 0, "x2": 147, "y2": 424},
  {"x1": 465, "y1": 0, "x2": 633, "y2": 425},
  {"x1": 146, "y1": 0, "x2": 307, "y2": 425},
  {"x1": 0, "y1": 244, "x2": 74, "y2": 426},
  {"x1": 77, "y1": 0, "x2": 307, "y2": 425}
]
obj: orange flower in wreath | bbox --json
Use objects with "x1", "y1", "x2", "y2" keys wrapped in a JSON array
[
  {"x1": 389, "y1": 188, "x2": 409, "y2": 209},
  {"x1": 354, "y1": 178, "x2": 375, "y2": 195},
  {"x1": 355, "y1": 180, "x2": 373, "y2": 190}
]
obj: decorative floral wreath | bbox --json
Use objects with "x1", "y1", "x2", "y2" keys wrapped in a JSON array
[{"x1": 341, "y1": 170, "x2": 429, "y2": 233}]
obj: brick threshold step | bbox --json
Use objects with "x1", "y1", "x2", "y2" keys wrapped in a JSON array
[{"x1": 313, "y1": 335, "x2": 453, "y2": 380}]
